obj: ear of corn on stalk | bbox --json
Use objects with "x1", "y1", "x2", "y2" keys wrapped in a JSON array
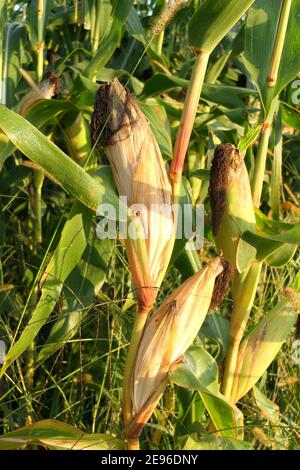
[
  {"x1": 209, "y1": 143, "x2": 260, "y2": 402},
  {"x1": 125, "y1": 257, "x2": 224, "y2": 438},
  {"x1": 209, "y1": 143, "x2": 256, "y2": 270},
  {"x1": 231, "y1": 298, "x2": 297, "y2": 403},
  {"x1": 91, "y1": 79, "x2": 174, "y2": 310}
]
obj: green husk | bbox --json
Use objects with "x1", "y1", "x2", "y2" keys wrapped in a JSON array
[{"x1": 231, "y1": 297, "x2": 298, "y2": 402}]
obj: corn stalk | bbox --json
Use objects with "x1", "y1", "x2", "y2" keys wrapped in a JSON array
[{"x1": 251, "y1": 0, "x2": 292, "y2": 207}]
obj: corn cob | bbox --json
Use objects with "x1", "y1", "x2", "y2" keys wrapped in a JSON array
[
  {"x1": 210, "y1": 143, "x2": 262, "y2": 399},
  {"x1": 125, "y1": 257, "x2": 224, "y2": 439},
  {"x1": 209, "y1": 143, "x2": 256, "y2": 268},
  {"x1": 91, "y1": 79, "x2": 174, "y2": 310},
  {"x1": 231, "y1": 298, "x2": 297, "y2": 403}
]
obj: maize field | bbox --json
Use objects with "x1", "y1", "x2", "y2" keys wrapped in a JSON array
[{"x1": 0, "y1": 0, "x2": 299, "y2": 452}]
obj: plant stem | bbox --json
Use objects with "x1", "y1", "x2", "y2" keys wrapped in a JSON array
[
  {"x1": 89, "y1": 0, "x2": 96, "y2": 48},
  {"x1": 73, "y1": 0, "x2": 78, "y2": 24},
  {"x1": 251, "y1": 0, "x2": 291, "y2": 207},
  {"x1": 0, "y1": 25, "x2": 3, "y2": 104},
  {"x1": 25, "y1": 0, "x2": 45, "y2": 424},
  {"x1": 33, "y1": 0, "x2": 45, "y2": 248},
  {"x1": 156, "y1": 30, "x2": 164, "y2": 56},
  {"x1": 170, "y1": 50, "x2": 209, "y2": 199},
  {"x1": 251, "y1": 122, "x2": 272, "y2": 208},
  {"x1": 267, "y1": 0, "x2": 292, "y2": 92},
  {"x1": 37, "y1": 0, "x2": 44, "y2": 83},
  {"x1": 92, "y1": 0, "x2": 102, "y2": 52},
  {"x1": 25, "y1": 341, "x2": 35, "y2": 425},
  {"x1": 154, "y1": 0, "x2": 168, "y2": 56},
  {"x1": 221, "y1": 262, "x2": 262, "y2": 400},
  {"x1": 126, "y1": 438, "x2": 140, "y2": 450},
  {"x1": 33, "y1": 170, "x2": 44, "y2": 247},
  {"x1": 123, "y1": 306, "x2": 150, "y2": 448},
  {"x1": 271, "y1": 109, "x2": 282, "y2": 220}
]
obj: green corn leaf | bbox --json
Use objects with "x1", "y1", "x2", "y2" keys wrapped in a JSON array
[
  {"x1": 0, "y1": 0, "x2": 6, "y2": 103},
  {"x1": 48, "y1": 2, "x2": 83, "y2": 25},
  {"x1": 170, "y1": 345, "x2": 244, "y2": 440},
  {"x1": 183, "y1": 434, "x2": 251, "y2": 450},
  {"x1": 255, "y1": 207, "x2": 294, "y2": 233},
  {"x1": 243, "y1": 0, "x2": 282, "y2": 104},
  {"x1": 37, "y1": 237, "x2": 113, "y2": 362},
  {"x1": 0, "y1": 106, "x2": 125, "y2": 217},
  {"x1": 0, "y1": 202, "x2": 92, "y2": 375},
  {"x1": 142, "y1": 72, "x2": 257, "y2": 108},
  {"x1": 85, "y1": 1, "x2": 133, "y2": 78},
  {"x1": 244, "y1": 0, "x2": 300, "y2": 105},
  {"x1": 140, "y1": 98, "x2": 172, "y2": 158},
  {"x1": 266, "y1": 244, "x2": 297, "y2": 267},
  {"x1": 0, "y1": 99, "x2": 77, "y2": 168},
  {"x1": 274, "y1": 0, "x2": 300, "y2": 97},
  {"x1": 174, "y1": 248, "x2": 202, "y2": 281},
  {"x1": 188, "y1": 0, "x2": 255, "y2": 53},
  {"x1": 24, "y1": 98, "x2": 77, "y2": 127},
  {"x1": 238, "y1": 209, "x2": 300, "y2": 265},
  {"x1": 53, "y1": 48, "x2": 92, "y2": 75},
  {"x1": 0, "y1": 419, "x2": 124, "y2": 450},
  {"x1": 232, "y1": 296, "x2": 298, "y2": 402},
  {"x1": 126, "y1": 5, "x2": 147, "y2": 45},
  {"x1": 85, "y1": 22, "x2": 121, "y2": 78},
  {"x1": 253, "y1": 386, "x2": 280, "y2": 425},
  {"x1": 241, "y1": 230, "x2": 298, "y2": 264},
  {"x1": 236, "y1": 237, "x2": 257, "y2": 273},
  {"x1": 189, "y1": 169, "x2": 210, "y2": 181},
  {"x1": 27, "y1": 0, "x2": 53, "y2": 45},
  {"x1": 238, "y1": 125, "x2": 262, "y2": 153},
  {"x1": 270, "y1": 108, "x2": 282, "y2": 219},
  {"x1": 201, "y1": 314, "x2": 230, "y2": 362},
  {"x1": 281, "y1": 101, "x2": 300, "y2": 131},
  {"x1": 1, "y1": 22, "x2": 27, "y2": 107},
  {"x1": 248, "y1": 222, "x2": 300, "y2": 245}
]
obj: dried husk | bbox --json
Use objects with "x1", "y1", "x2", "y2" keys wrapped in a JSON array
[
  {"x1": 91, "y1": 79, "x2": 174, "y2": 309},
  {"x1": 126, "y1": 257, "x2": 224, "y2": 438},
  {"x1": 20, "y1": 75, "x2": 60, "y2": 115}
]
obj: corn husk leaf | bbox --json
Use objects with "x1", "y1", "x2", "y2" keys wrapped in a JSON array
[
  {"x1": 91, "y1": 79, "x2": 174, "y2": 308},
  {"x1": 210, "y1": 144, "x2": 256, "y2": 271},
  {"x1": 0, "y1": 420, "x2": 124, "y2": 450},
  {"x1": 232, "y1": 295, "x2": 298, "y2": 403},
  {"x1": 127, "y1": 258, "x2": 223, "y2": 437},
  {"x1": 188, "y1": 0, "x2": 255, "y2": 53}
]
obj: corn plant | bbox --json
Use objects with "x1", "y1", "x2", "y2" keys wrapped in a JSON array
[{"x1": 0, "y1": 0, "x2": 299, "y2": 451}]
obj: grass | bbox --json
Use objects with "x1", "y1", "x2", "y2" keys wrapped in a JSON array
[{"x1": 0, "y1": 232, "x2": 299, "y2": 448}]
